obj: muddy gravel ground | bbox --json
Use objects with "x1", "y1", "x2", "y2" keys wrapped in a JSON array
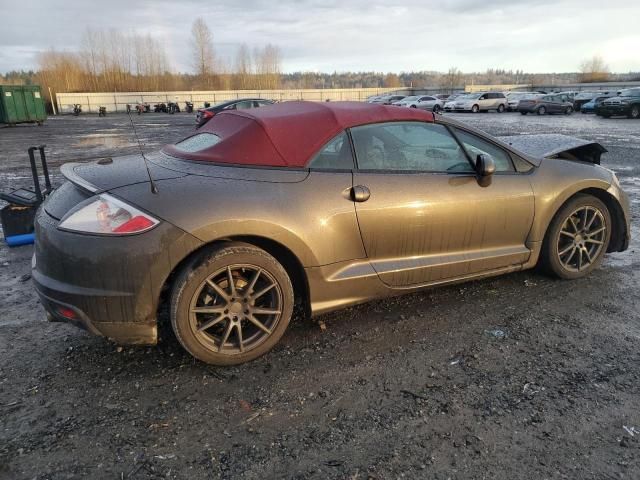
[{"x1": 1, "y1": 111, "x2": 639, "y2": 480}]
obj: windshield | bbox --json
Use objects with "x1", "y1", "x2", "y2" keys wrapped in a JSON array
[{"x1": 401, "y1": 96, "x2": 419, "y2": 101}]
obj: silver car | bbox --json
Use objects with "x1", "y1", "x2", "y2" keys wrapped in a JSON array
[
  {"x1": 402, "y1": 95, "x2": 446, "y2": 113},
  {"x1": 449, "y1": 92, "x2": 507, "y2": 113}
]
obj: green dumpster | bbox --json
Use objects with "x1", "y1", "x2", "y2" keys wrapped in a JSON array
[{"x1": 0, "y1": 85, "x2": 47, "y2": 125}]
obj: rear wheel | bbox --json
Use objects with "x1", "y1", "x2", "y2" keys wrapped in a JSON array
[
  {"x1": 497, "y1": 104, "x2": 505, "y2": 113},
  {"x1": 565, "y1": 106, "x2": 574, "y2": 115},
  {"x1": 520, "y1": 111, "x2": 528, "y2": 115},
  {"x1": 537, "y1": 106, "x2": 546, "y2": 115},
  {"x1": 540, "y1": 194, "x2": 611, "y2": 280},
  {"x1": 629, "y1": 105, "x2": 640, "y2": 119},
  {"x1": 471, "y1": 104, "x2": 479, "y2": 113},
  {"x1": 170, "y1": 243, "x2": 294, "y2": 365}
]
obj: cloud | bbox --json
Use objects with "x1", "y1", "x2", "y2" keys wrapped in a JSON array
[{"x1": 0, "y1": 0, "x2": 638, "y2": 73}]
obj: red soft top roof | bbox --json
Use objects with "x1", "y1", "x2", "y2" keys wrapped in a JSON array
[{"x1": 163, "y1": 101, "x2": 434, "y2": 167}]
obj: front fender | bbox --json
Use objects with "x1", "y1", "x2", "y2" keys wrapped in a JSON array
[{"x1": 527, "y1": 160, "x2": 614, "y2": 244}]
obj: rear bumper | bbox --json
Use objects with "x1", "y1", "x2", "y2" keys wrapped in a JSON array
[{"x1": 33, "y1": 206, "x2": 202, "y2": 345}]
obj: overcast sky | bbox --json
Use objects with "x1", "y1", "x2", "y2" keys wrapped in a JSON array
[{"x1": 1, "y1": 0, "x2": 639, "y2": 74}]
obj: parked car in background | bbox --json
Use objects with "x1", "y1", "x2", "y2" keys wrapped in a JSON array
[
  {"x1": 370, "y1": 95, "x2": 406, "y2": 105},
  {"x1": 581, "y1": 94, "x2": 615, "y2": 114},
  {"x1": 33, "y1": 101, "x2": 630, "y2": 365},
  {"x1": 391, "y1": 95, "x2": 420, "y2": 106},
  {"x1": 447, "y1": 92, "x2": 507, "y2": 113},
  {"x1": 518, "y1": 94, "x2": 574, "y2": 115},
  {"x1": 506, "y1": 92, "x2": 544, "y2": 111},
  {"x1": 403, "y1": 95, "x2": 446, "y2": 113},
  {"x1": 596, "y1": 88, "x2": 640, "y2": 119},
  {"x1": 443, "y1": 93, "x2": 467, "y2": 111},
  {"x1": 573, "y1": 91, "x2": 600, "y2": 110},
  {"x1": 196, "y1": 98, "x2": 275, "y2": 127}
]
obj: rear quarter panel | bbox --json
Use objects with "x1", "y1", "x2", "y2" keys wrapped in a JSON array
[{"x1": 109, "y1": 169, "x2": 366, "y2": 268}]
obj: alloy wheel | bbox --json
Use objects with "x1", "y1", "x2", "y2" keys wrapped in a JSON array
[
  {"x1": 188, "y1": 264, "x2": 283, "y2": 354},
  {"x1": 556, "y1": 206, "x2": 607, "y2": 272}
]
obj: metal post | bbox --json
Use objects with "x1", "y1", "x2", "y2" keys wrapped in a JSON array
[{"x1": 48, "y1": 87, "x2": 57, "y2": 115}]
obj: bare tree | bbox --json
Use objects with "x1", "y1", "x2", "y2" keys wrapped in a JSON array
[
  {"x1": 233, "y1": 44, "x2": 252, "y2": 89},
  {"x1": 440, "y1": 67, "x2": 463, "y2": 93},
  {"x1": 383, "y1": 73, "x2": 401, "y2": 88},
  {"x1": 579, "y1": 56, "x2": 610, "y2": 83},
  {"x1": 191, "y1": 17, "x2": 215, "y2": 85}
]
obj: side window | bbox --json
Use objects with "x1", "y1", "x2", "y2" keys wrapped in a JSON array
[
  {"x1": 235, "y1": 100, "x2": 253, "y2": 110},
  {"x1": 479, "y1": 94, "x2": 488, "y2": 100},
  {"x1": 351, "y1": 122, "x2": 473, "y2": 173},
  {"x1": 452, "y1": 127, "x2": 514, "y2": 172},
  {"x1": 308, "y1": 132, "x2": 354, "y2": 170}
]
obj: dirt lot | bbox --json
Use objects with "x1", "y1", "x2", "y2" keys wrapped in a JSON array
[{"x1": 1, "y1": 111, "x2": 639, "y2": 480}]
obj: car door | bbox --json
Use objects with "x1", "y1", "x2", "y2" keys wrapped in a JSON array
[
  {"x1": 350, "y1": 121, "x2": 534, "y2": 287},
  {"x1": 477, "y1": 94, "x2": 490, "y2": 110},
  {"x1": 549, "y1": 95, "x2": 562, "y2": 113},
  {"x1": 417, "y1": 96, "x2": 434, "y2": 110}
]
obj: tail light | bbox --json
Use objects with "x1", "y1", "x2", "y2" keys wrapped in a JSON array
[
  {"x1": 58, "y1": 194, "x2": 160, "y2": 235},
  {"x1": 201, "y1": 110, "x2": 214, "y2": 119}
]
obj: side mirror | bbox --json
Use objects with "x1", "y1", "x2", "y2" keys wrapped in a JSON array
[{"x1": 476, "y1": 154, "x2": 496, "y2": 177}]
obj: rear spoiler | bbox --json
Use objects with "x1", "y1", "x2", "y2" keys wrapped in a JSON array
[
  {"x1": 498, "y1": 134, "x2": 607, "y2": 165},
  {"x1": 60, "y1": 162, "x2": 99, "y2": 193}
]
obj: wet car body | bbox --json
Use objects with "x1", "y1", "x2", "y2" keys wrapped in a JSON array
[{"x1": 33, "y1": 101, "x2": 631, "y2": 363}]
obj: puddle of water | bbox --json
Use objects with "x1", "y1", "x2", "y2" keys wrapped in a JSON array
[{"x1": 73, "y1": 134, "x2": 137, "y2": 149}]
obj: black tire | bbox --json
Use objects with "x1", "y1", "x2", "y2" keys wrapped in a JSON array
[
  {"x1": 170, "y1": 243, "x2": 294, "y2": 365},
  {"x1": 471, "y1": 104, "x2": 479, "y2": 113},
  {"x1": 601, "y1": 113, "x2": 611, "y2": 118},
  {"x1": 537, "y1": 106, "x2": 546, "y2": 115},
  {"x1": 410, "y1": 104, "x2": 417, "y2": 108},
  {"x1": 520, "y1": 111, "x2": 528, "y2": 115},
  {"x1": 497, "y1": 104, "x2": 505, "y2": 113},
  {"x1": 432, "y1": 104, "x2": 441, "y2": 113},
  {"x1": 629, "y1": 105, "x2": 640, "y2": 119},
  {"x1": 565, "y1": 106, "x2": 573, "y2": 115},
  {"x1": 540, "y1": 194, "x2": 611, "y2": 280}
]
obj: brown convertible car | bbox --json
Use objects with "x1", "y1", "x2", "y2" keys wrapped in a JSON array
[{"x1": 33, "y1": 101, "x2": 630, "y2": 364}]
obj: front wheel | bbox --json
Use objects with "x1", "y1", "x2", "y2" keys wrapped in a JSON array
[
  {"x1": 432, "y1": 104, "x2": 441, "y2": 113},
  {"x1": 540, "y1": 194, "x2": 611, "y2": 280},
  {"x1": 629, "y1": 105, "x2": 640, "y2": 119},
  {"x1": 471, "y1": 104, "x2": 479, "y2": 113},
  {"x1": 170, "y1": 243, "x2": 294, "y2": 365},
  {"x1": 565, "y1": 106, "x2": 574, "y2": 115},
  {"x1": 520, "y1": 111, "x2": 528, "y2": 115}
]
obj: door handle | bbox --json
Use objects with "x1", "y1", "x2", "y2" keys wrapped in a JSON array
[{"x1": 351, "y1": 185, "x2": 370, "y2": 202}]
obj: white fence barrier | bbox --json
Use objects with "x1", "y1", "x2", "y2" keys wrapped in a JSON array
[{"x1": 55, "y1": 88, "x2": 399, "y2": 113}]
